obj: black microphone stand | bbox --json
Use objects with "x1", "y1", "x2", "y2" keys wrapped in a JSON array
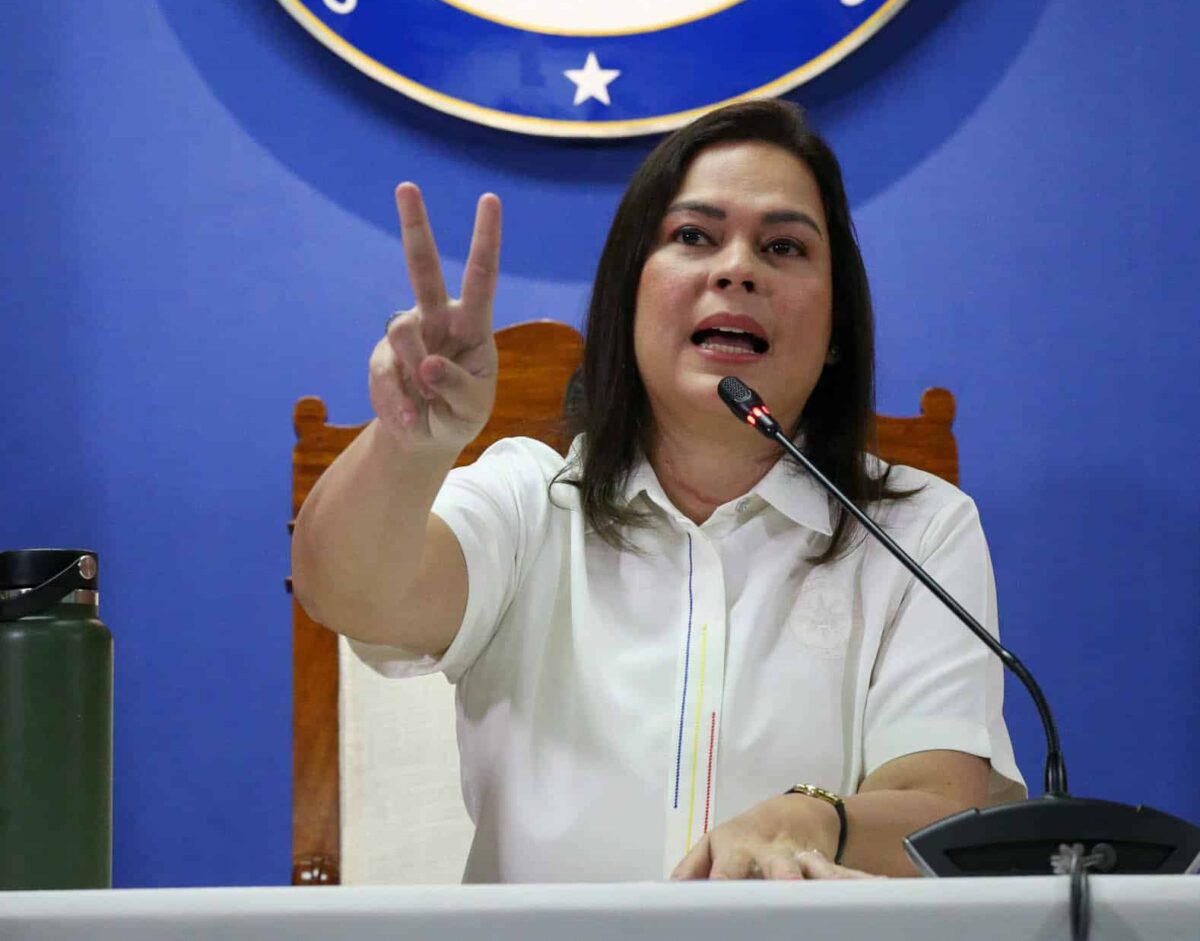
[{"x1": 717, "y1": 376, "x2": 1200, "y2": 877}]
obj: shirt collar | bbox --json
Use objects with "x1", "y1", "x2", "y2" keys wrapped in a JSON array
[
  {"x1": 620, "y1": 441, "x2": 833, "y2": 537},
  {"x1": 752, "y1": 454, "x2": 834, "y2": 536}
]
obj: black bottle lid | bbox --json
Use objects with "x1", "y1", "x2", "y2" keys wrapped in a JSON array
[{"x1": 0, "y1": 550, "x2": 100, "y2": 620}]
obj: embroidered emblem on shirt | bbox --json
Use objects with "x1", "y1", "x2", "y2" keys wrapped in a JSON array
[{"x1": 789, "y1": 569, "x2": 851, "y2": 659}]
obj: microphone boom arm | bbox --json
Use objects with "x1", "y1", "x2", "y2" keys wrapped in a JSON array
[
  {"x1": 716, "y1": 374, "x2": 1200, "y2": 879},
  {"x1": 715, "y1": 376, "x2": 1069, "y2": 794}
]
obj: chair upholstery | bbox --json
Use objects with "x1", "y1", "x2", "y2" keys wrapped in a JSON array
[{"x1": 289, "y1": 320, "x2": 957, "y2": 885}]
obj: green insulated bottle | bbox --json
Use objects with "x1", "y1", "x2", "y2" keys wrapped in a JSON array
[{"x1": 0, "y1": 549, "x2": 112, "y2": 889}]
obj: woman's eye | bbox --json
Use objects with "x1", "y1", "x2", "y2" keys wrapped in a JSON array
[
  {"x1": 764, "y1": 238, "x2": 804, "y2": 257},
  {"x1": 673, "y1": 226, "x2": 710, "y2": 246}
]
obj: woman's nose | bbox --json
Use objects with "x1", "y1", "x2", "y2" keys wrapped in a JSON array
[{"x1": 710, "y1": 240, "x2": 757, "y2": 293}]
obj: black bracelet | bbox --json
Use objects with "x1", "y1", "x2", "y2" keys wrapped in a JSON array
[
  {"x1": 830, "y1": 798, "x2": 847, "y2": 864},
  {"x1": 783, "y1": 784, "x2": 847, "y2": 864}
]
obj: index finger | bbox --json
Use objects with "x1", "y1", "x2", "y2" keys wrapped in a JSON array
[
  {"x1": 669, "y1": 835, "x2": 712, "y2": 880},
  {"x1": 458, "y1": 192, "x2": 502, "y2": 318},
  {"x1": 395, "y1": 182, "x2": 450, "y2": 311}
]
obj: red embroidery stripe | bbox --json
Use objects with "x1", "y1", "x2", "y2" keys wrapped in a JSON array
[{"x1": 703, "y1": 711, "x2": 716, "y2": 834}]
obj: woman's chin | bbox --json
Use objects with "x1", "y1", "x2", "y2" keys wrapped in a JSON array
[{"x1": 650, "y1": 374, "x2": 745, "y2": 426}]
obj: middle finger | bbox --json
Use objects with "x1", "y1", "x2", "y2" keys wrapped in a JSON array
[{"x1": 709, "y1": 848, "x2": 760, "y2": 880}]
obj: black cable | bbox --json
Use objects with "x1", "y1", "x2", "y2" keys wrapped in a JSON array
[
  {"x1": 1051, "y1": 842, "x2": 1117, "y2": 941},
  {"x1": 1069, "y1": 847, "x2": 1089, "y2": 941}
]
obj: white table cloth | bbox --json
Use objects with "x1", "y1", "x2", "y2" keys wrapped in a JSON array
[{"x1": 3, "y1": 876, "x2": 1197, "y2": 941}]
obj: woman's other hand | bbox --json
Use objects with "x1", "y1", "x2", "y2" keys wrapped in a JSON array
[
  {"x1": 370, "y1": 183, "x2": 501, "y2": 455},
  {"x1": 669, "y1": 794, "x2": 880, "y2": 881}
]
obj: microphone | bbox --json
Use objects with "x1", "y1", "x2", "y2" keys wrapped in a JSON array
[{"x1": 717, "y1": 376, "x2": 1200, "y2": 876}]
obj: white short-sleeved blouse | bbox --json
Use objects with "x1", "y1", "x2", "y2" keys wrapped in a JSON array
[{"x1": 356, "y1": 436, "x2": 1026, "y2": 883}]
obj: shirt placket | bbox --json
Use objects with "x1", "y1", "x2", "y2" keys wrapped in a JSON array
[{"x1": 661, "y1": 527, "x2": 728, "y2": 877}]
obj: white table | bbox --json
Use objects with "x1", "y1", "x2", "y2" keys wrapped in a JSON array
[{"x1": 2, "y1": 877, "x2": 1197, "y2": 940}]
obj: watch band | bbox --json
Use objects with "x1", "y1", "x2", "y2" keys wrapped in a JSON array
[{"x1": 783, "y1": 783, "x2": 847, "y2": 864}]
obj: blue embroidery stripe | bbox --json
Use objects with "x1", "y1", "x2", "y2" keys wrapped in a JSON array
[{"x1": 673, "y1": 533, "x2": 695, "y2": 809}]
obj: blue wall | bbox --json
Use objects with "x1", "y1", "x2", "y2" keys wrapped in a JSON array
[{"x1": 1, "y1": 1, "x2": 1196, "y2": 887}]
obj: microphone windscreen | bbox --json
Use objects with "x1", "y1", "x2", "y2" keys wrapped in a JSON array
[{"x1": 718, "y1": 376, "x2": 756, "y2": 409}]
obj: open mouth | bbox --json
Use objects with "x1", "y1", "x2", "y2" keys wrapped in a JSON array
[{"x1": 690, "y1": 327, "x2": 770, "y2": 355}]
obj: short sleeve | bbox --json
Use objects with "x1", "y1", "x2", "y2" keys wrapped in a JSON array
[
  {"x1": 350, "y1": 437, "x2": 560, "y2": 685},
  {"x1": 862, "y1": 491, "x2": 1026, "y2": 805}
]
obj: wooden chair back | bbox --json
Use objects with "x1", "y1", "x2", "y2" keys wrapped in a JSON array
[{"x1": 288, "y1": 320, "x2": 957, "y2": 884}]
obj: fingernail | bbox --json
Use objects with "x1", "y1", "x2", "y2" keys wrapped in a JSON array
[
  {"x1": 424, "y1": 360, "x2": 444, "y2": 382},
  {"x1": 400, "y1": 410, "x2": 416, "y2": 427}
]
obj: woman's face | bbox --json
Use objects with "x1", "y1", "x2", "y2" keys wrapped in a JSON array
[{"x1": 633, "y1": 140, "x2": 834, "y2": 438}]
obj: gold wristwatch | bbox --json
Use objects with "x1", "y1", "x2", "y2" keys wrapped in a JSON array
[{"x1": 784, "y1": 784, "x2": 847, "y2": 864}]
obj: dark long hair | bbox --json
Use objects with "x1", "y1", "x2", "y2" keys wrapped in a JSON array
[{"x1": 565, "y1": 99, "x2": 909, "y2": 561}]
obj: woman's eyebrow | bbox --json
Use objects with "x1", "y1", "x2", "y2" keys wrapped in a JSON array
[
  {"x1": 762, "y1": 209, "x2": 823, "y2": 239},
  {"x1": 666, "y1": 200, "x2": 724, "y2": 219},
  {"x1": 665, "y1": 201, "x2": 823, "y2": 239}
]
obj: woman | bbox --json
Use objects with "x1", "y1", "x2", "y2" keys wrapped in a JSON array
[{"x1": 291, "y1": 100, "x2": 1024, "y2": 883}]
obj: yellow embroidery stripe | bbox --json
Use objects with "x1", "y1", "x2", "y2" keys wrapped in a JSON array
[{"x1": 685, "y1": 622, "x2": 709, "y2": 852}]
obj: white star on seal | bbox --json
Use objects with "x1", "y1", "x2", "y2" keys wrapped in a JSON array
[{"x1": 563, "y1": 52, "x2": 620, "y2": 106}]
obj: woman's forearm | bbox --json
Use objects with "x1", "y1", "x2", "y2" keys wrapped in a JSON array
[
  {"x1": 839, "y1": 788, "x2": 972, "y2": 876},
  {"x1": 291, "y1": 419, "x2": 463, "y2": 649}
]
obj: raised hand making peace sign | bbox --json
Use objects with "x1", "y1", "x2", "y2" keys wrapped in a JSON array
[{"x1": 370, "y1": 183, "x2": 502, "y2": 454}]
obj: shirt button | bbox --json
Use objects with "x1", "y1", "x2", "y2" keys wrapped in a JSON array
[{"x1": 735, "y1": 498, "x2": 751, "y2": 514}]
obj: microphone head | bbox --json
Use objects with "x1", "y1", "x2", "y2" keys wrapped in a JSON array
[
  {"x1": 718, "y1": 376, "x2": 759, "y2": 410},
  {"x1": 717, "y1": 376, "x2": 779, "y2": 437}
]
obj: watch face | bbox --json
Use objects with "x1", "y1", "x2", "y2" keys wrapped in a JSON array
[{"x1": 275, "y1": 0, "x2": 911, "y2": 137}]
